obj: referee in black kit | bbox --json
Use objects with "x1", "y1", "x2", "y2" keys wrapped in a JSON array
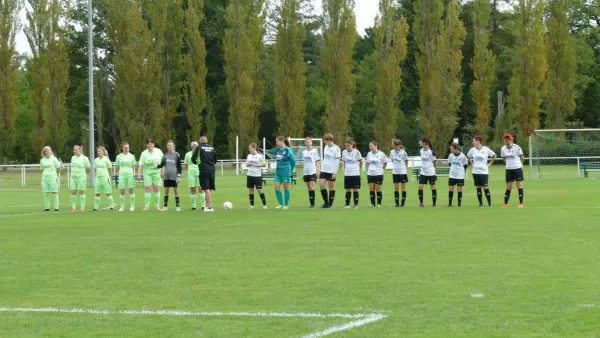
[{"x1": 192, "y1": 136, "x2": 217, "y2": 212}]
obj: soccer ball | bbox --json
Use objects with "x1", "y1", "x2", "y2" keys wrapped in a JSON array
[{"x1": 222, "y1": 201, "x2": 233, "y2": 210}]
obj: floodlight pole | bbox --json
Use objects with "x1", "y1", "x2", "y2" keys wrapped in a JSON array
[{"x1": 88, "y1": 0, "x2": 95, "y2": 186}]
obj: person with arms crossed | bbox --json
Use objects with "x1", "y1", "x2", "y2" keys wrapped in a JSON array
[
  {"x1": 467, "y1": 135, "x2": 496, "y2": 207},
  {"x1": 390, "y1": 139, "x2": 409, "y2": 208},
  {"x1": 93, "y1": 146, "x2": 114, "y2": 211},
  {"x1": 501, "y1": 134, "x2": 525, "y2": 208},
  {"x1": 319, "y1": 133, "x2": 341, "y2": 208},
  {"x1": 366, "y1": 141, "x2": 387, "y2": 208},
  {"x1": 342, "y1": 137, "x2": 362, "y2": 209},
  {"x1": 137, "y1": 138, "x2": 164, "y2": 211},
  {"x1": 115, "y1": 142, "x2": 137, "y2": 212},
  {"x1": 447, "y1": 143, "x2": 468, "y2": 208},
  {"x1": 40, "y1": 146, "x2": 62, "y2": 212},
  {"x1": 272, "y1": 136, "x2": 296, "y2": 209},
  {"x1": 159, "y1": 140, "x2": 183, "y2": 211},
  {"x1": 418, "y1": 137, "x2": 438, "y2": 208},
  {"x1": 302, "y1": 137, "x2": 320, "y2": 208},
  {"x1": 246, "y1": 143, "x2": 268, "y2": 209},
  {"x1": 70, "y1": 145, "x2": 90, "y2": 212},
  {"x1": 184, "y1": 142, "x2": 201, "y2": 210},
  {"x1": 192, "y1": 136, "x2": 218, "y2": 212}
]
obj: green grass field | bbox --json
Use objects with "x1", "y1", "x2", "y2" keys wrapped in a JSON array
[{"x1": 1, "y1": 167, "x2": 599, "y2": 337}]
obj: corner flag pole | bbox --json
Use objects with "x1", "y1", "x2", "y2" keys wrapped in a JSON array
[{"x1": 88, "y1": 0, "x2": 95, "y2": 187}]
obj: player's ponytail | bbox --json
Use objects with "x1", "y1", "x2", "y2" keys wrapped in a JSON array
[
  {"x1": 249, "y1": 142, "x2": 261, "y2": 154},
  {"x1": 392, "y1": 139, "x2": 404, "y2": 150},
  {"x1": 420, "y1": 137, "x2": 436, "y2": 157},
  {"x1": 370, "y1": 140, "x2": 379, "y2": 150},
  {"x1": 98, "y1": 145, "x2": 108, "y2": 157},
  {"x1": 41, "y1": 146, "x2": 52, "y2": 158}
]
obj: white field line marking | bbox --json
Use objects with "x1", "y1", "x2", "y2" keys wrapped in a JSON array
[
  {"x1": 2, "y1": 204, "x2": 41, "y2": 209},
  {"x1": 303, "y1": 314, "x2": 387, "y2": 338}
]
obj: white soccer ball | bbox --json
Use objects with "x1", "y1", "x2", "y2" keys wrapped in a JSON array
[{"x1": 222, "y1": 201, "x2": 233, "y2": 210}]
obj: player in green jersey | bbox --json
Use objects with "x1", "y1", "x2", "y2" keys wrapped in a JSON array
[
  {"x1": 69, "y1": 145, "x2": 90, "y2": 212},
  {"x1": 273, "y1": 136, "x2": 296, "y2": 209},
  {"x1": 184, "y1": 141, "x2": 201, "y2": 210},
  {"x1": 93, "y1": 146, "x2": 114, "y2": 211},
  {"x1": 40, "y1": 146, "x2": 62, "y2": 212},
  {"x1": 137, "y1": 138, "x2": 164, "y2": 211},
  {"x1": 115, "y1": 141, "x2": 137, "y2": 212}
]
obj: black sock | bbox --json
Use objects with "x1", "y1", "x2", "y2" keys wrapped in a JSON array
[
  {"x1": 164, "y1": 196, "x2": 169, "y2": 207},
  {"x1": 329, "y1": 190, "x2": 336, "y2": 206},
  {"x1": 477, "y1": 188, "x2": 483, "y2": 205},
  {"x1": 321, "y1": 189, "x2": 328, "y2": 204},
  {"x1": 394, "y1": 191, "x2": 400, "y2": 206},
  {"x1": 458, "y1": 191, "x2": 463, "y2": 206},
  {"x1": 432, "y1": 189, "x2": 437, "y2": 205},
  {"x1": 484, "y1": 188, "x2": 491, "y2": 206},
  {"x1": 175, "y1": 197, "x2": 180, "y2": 207},
  {"x1": 260, "y1": 193, "x2": 267, "y2": 206},
  {"x1": 249, "y1": 194, "x2": 255, "y2": 206},
  {"x1": 370, "y1": 191, "x2": 375, "y2": 206},
  {"x1": 345, "y1": 192, "x2": 351, "y2": 206},
  {"x1": 449, "y1": 191, "x2": 454, "y2": 205},
  {"x1": 504, "y1": 189, "x2": 511, "y2": 204},
  {"x1": 401, "y1": 191, "x2": 406, "y2": 206},
  {"x1": 309, "y1": 190, "x2": 315, "y2": 206},
  {"x1": 353, "y1": 191, "x2": 359, "y2": 206},
  {"x1": 518, "y1": 188, "x2": 524, "y2": 204},
  {"x1": 377, "y1": 191, "x2": 382, "y2": 205},
  {"x1": 418, "y1": 189, "x2": 423, "y2": 203}
]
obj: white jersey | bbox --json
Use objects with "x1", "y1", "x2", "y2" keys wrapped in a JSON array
[
  {"x1": 501, "y1": 144, "x2": 524, "y2": 170},
  {"x1": 302, "y1": 148, "x2": 320, "y2": 175},
  {"x1": 390, "y1": 149, "x2": 408, "y2": 175},
  {"x1": 246, "y1": 153, "x2": 265, "y2": 177},
  {"x1": 467, "y1": 146, "x2": 496, "y2": 175},
  {"x1": 321, "y1": 144, "x2": 341, "y2": 174},
  {"x1": 447, "y1": 152, "x2": 468, "y2": 179},
  {"x1": 420, "y1": 148, "x2": 437, "y2": 176},
  {"x1": 342, "y1": 148, "x2": 362, "y2": 176},
  {"x1": 366, "y1": 151, "x2": 387, "y2": 176}
]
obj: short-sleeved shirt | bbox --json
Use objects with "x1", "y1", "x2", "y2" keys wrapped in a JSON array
[
  {"x1": 467, "y1": 146, "x2": 496, "y2": 175},
  {"x1": 94, "y1": 157, "x2": 112, "y2": 178},
  {"x1": 501, "y1": 144, "x2": 524, "y2": 170},
  {"x1": 367, "y1": 151, "x2": 387, "y2": 176},
  {"x1": 115, "y1": 153, "x2": 136, "y2": 178},
  {"x1": 390, "y1": 149, "x2": 408, "y2": 175},
  {"x1": 184, "y1": 151, "x2": 199, "y2": 176},
  {"x1": 302, "y1": 148, "x2": 320, "y2": 176},
  {"x1": 321, "y1": 144, "x2": 341, "y2": 174},
  {"x1": 40, "y1": 156, "x2": 61, "y2": 179},
  {"x1": 342, "y1": 148, "x2": 362, "y2": 176},
  {"x1": 448, "y1": 152, "x2": 468, "y2": 179},
  {"x1": 139, "y1": 148, "x2": 164, "y2": 175},
  {"x1": 70, "y1": 155, "x2": 90, "y2": 179},
  {"x1": 247, "y1": 153, "x2": 265, "y2": 177},
  {"x1": 420, "y1": 148, "x2": 437, "y2": 176}
]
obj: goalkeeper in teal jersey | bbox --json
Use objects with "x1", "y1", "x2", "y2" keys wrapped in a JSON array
[
  {"x1": 69, "y1": 145, "x2": 90, "y2": 212},
  {"x1": 115, "y1": 142, "x2": 137, "y2": 211},
  {"x1": 93, "y1": 146, "x2": 114, "y2": 211},
  {"x1": 184, "y1": 141, "x2": 202, "y2": 210},
  {"x1": 39, "y1": 146, "x2": 62, "y2": 212},
  {"x1": 137, "y1": 138, "x2": 164, "y2": 211},
  {"x1": 273, "y1": 136, "x2": 296, "y2": 209}
]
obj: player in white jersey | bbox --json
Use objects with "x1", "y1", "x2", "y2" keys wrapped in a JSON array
[
  {"x1": 319, "y1": 133, "x2": 341, "y2": 208},
  {"x1": 418, "y1": 137, "x2": 438, "y2": 207},
  {"x1": 342, "y1": 137, "x2": 362, "y2": 209},
  {"x1": 246, "y1": 143, "x2": 268, "y2": 209},
  {"x1": 366, "y1": 141, "x2": 387, "y2": 208},
  {"x1": 501, "y1": 134, "x2": 525, "y2": 208},
  {"x1": 390, "y1": 139, "x2": 409, "y2": 207},
  {"x1": 302, "y1": 137, "x2": 320, "y2": 208},
  {"x1": 467, "y1": 135, "x2": 496, "y2": 207},
  {"x1": 447, "y1": 143, "x2": 468, "y2": 207}
]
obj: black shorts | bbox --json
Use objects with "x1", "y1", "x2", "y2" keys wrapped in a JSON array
[
  {"x1": 448, "y1": 178, "x2": 464, "y2": 186},
  {"x1": 367, "y1": 175, "x2": 384, "y2": 185},
  {"x1": 319, "y1": 172, "x2": 336, "y2": 182},
  {"x1": 472, "y1": 174, "x2": 489, "y2": 187},
  {"x1": 506, "y1": 168, "x2": 524, "y2": 182},
  {"x1": 393, "y1": 174, "x2": 408, "y2": 184},
  {"x1": 247, "y1": 176, "x2": 263, "y2": 189},
  {"x1": 344, "y1": 176, "x2": 361, "y2": 190},
  {"x1": 419, "y1": 175, "x2": 436, "y2": 185},
  {"x1": 303, "y1": 174, "x2": 317, "y2": 183},
  {"x1": 163, "y1": 179, "x2": 178, "y2": 188},
  {"x1": 199, "y1": 171, "x2": 216, "y2": 191}
]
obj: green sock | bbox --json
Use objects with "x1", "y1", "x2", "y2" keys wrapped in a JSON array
[
  {"x1": 191, "y1": 194, "x2": 197, "y2": 209},
  {"x1": 276, "y1": 191, "x2": 283, "y2": 206},
  {"x1": 144, "y1": 193, "x2": 151, "y2": 208},
  {"x1": 44, "y1": 194, "x2": 50, "y2": 210},
  {"x1": 130, "y1": 194, "x2": 136, "y2": 208},
  {"x1": 94, "y1": 196, "x2": 100, "y2": 210},
  {"x1": 120, "y1": 194, "x2": 125, "y2": 207},
  {"x1": 200, "y1": 193, "x2": 206, "y2": 208},
  {"x1": 107, "y1": 196, "x2": 114, "y2": 209},
  {"x1": 52, "y1": 194, "x2": 59, "y2": 210},
  {"x1": 284, "y1": 190, "x2": 291, "y2": 206},
  {"x1": 153, "y1": 192, "x2": 160, "y2": 208},
  {"x1": 80, "y1": 194, "x2": 86, "y2": 209},
  {"x1": 71, "y1": 195, "x2": 77, "y2": 209}
]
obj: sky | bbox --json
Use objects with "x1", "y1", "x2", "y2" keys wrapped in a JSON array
[{"x1": 14, "y1": 0, "x2": 378, "y2": 55}]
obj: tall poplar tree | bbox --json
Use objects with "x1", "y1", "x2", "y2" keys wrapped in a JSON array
[{"x1": 184, "y1": 0, "x2": 207, "y2": 144}]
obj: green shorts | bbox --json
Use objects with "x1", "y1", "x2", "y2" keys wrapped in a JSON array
[
  {"x1": 143, "y1": 172, "x2": 162, "y2": 187},
  {"x1": 188, "y1": 175, "x2": 200, "y2": 189},
  {"x1": 42, "y1": 177, "x2": 59, "y2": 193},
  {"x1": 118, "y1": 176, "x2": 136, "y2": 190},
  {"x1": 95, "y1": 177, "x2": 113, "y2": 195},
  {"x1": 274, "y1": 175, "x2": 291, "y2": 184},
  {"x1": 70, "y1": 177, "x2": 87, "y2": 191}
]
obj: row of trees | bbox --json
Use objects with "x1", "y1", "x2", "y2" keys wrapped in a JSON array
[{"x1": 0, "y1": 0, "x2": 597, "y2": 163}]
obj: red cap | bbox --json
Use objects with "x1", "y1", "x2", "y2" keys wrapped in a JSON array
[{"x1": 503, "y1": 134, "x2": 513, "y2": 141}]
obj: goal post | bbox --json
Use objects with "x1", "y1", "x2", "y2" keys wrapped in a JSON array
[
  {"x1": 529, "y1": 129, "x2": 600, "y2": 179},
  {"x1": 288, "y1": 137, "x2": 323, "y2": 162}
]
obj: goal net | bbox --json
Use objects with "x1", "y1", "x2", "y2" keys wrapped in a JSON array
[{"x1": 530, "y1": 129, "x2": 600, "y2": 179}]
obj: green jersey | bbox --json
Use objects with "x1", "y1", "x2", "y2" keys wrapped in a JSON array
[
  {"x1": 40, "y1": 156, "x2": 61, "y2": 179},
  {"x1": 70, "y1": 155, "x2": 90, "y2": 179},
  {"x1": 95, "y1": 157, "x2": 112, "y2": 178},
  {"x1": 184, "y1": 151, "x2": 199, "y2": 176},
  {"x1": 115, "y1": 153, "x2": 136, "y2": 178},
  {"x1": 139, "y1": 148, "x2": 164, "y2": 175}
]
